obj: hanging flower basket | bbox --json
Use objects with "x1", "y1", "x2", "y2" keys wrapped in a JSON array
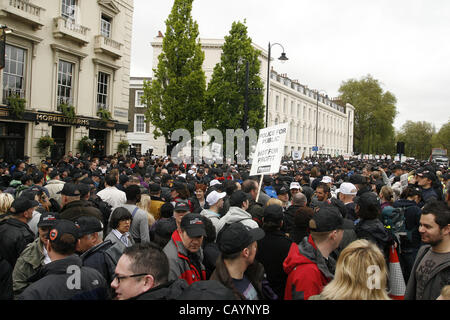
[
  {"x1": 117, "y1": 140, "x2": 129, "y2": 154},
  {"x1": 78, "y1": 136, "x2": 95, "y2": 154},
  {"x1": 37, "y1": 135, "x2": 55, "y2": 156}
]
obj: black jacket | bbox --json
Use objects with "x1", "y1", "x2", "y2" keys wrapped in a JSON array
[
  {"x1": 355, "y1": 218, "x2": 394, "y2": 260},
  {"x1": 0, "y1": 218, "x2": 35, "y2": 268},
  {"x1": 80, "y1": 240, "x2": 121, "y2": 285},
  {"x1": 18, "y1": 254, "x2": 107, "y2": 300},
  {"x1": 202, "y1": 242, "x2": 220, "y2": 280},
  {"x1": 59, "y1": 200, "x2": 103, "y2": 222},
  {"x1": 132, "y1": 278, "x2": 188, "y2": 300},
  {"x1": 283, "y1": 205, "x2": 302, "y2": 235},
  {"x1": 256, "y1": 230, "x2": 293, "y2": 300},
  {"x1": 0, "y1": 255, "x2": 13, "y2": 300}
]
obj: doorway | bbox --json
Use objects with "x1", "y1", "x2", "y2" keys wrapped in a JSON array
[{"x1": 51, "y1": 126, "x2": 68, "y2": 160}]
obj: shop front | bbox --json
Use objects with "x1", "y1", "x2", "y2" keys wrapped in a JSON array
[{"x1": 0, "y1": 106, "x2": 128, "y2": 162}]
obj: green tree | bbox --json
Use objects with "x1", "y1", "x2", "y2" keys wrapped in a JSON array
[
  {"x1": 396, "y1": 121, "x2": 436, "y2": 160},
  {"x1": 142, "y1": 0, "x2": 206, "y2": 154},
  {"x1": 205, "y1": 20, "x2": 265, "y2": 151},
  {"x1": 338, "y1": 75, "x2": 397, "y2": 155},
  {"x1": 432, "y1": 120, "x2": 450, "y2": 151}
]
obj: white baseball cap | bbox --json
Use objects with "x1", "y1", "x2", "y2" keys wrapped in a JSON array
[
  {"x1": 322, "y1": 176, "x2": 333, "y2": 184},
  {"x1": 290, "y1": 182, "x2": 301, "y2": 190},
  {"x1": 206, "y1": 190, "x2": 226, "y2": 206},
  {"x1": 210, "y1": 180, "x2": 221, "y2": 187},
  {"x1": 337, "y1": 182, "x2": 357, "y2": 195},
  {"x1": 280, "y1": 165, "x2": 288, "y2": 172}
]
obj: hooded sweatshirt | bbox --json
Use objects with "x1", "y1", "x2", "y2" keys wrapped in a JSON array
[
  {"x1": 283, "y1": 235, "x2": 335, "y2": 300},
  {"x1": 215, "y1": 206, "x2": 259, "y2": 234}
]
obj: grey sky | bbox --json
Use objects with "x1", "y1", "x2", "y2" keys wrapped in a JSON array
[{"x1": 130, "y1": 0, "x2": 450, "y2": 131}]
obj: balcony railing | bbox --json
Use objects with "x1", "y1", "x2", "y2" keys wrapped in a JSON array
[
  {"x1": 94, "y1": 35, "x2": 123, "y2": 59},
  {"x1": 1, "y1": 0, "x2": 45, "y2": 29},
  {"x1": 53, "y1": 16, "x2": 90, "y2": 46}
]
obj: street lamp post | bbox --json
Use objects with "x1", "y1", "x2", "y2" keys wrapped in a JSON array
[
  {"x1": 0, "y1": 25, "x2": 12, "y2": 71},
  {"x1": 265, "y1": 42, "x2": 288, "y2": 127}
]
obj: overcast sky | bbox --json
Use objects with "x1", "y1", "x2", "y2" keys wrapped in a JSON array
[{"x1": 130, "y1": 0, "x2": 450, "y2": 131}]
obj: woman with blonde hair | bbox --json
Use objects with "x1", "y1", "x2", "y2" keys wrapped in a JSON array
[
  {"x1": 0, "y1": 192, "x2": 14, "y2": 222},
  {"x1": 309, "y1": 239, "x2": 391, "y2": 300},
  {"x1": 137, "y1": 193, "x2": 155, "y2": 227}
]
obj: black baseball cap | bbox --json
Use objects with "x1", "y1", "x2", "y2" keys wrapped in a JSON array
[
  {"x1": 349, "y1": 174, "x2": 367, "y2": 185},
  {"x1": 229, "y1": 190, "x2": 252, "y2": 207},
  {"x1": 77, "y1": 183, "x2": 91, "y2": 198},
  {"x1": 309, "y1": 206, "x2": 354, "y2": 232},
  {"x1": 75, "y1": 216, "x2": 103, "y2": 236},
  {"x1": 417, "y1": 170, "x2": 436, "y2": 181},
  {"x1": 149, "y1": 183, "x2": 161, "y2": 193},
  {"x1": 174, "y1": 201, "x2": 190, "y2": 212},
  {"x1": 276, "y1": 185, "x2": 289, "y2": 195},
  {"x1": 49, "y1": 219, "x2": 80, "y2": 244},
  {"x1": 57, "y1": 183, "x2": 80, "y2": 196},
  {"x1": 354, "y1": 192, "x2": 381, "y2": 210},
  {"x1": 263, "y1": 204, "x2": 284, "y2": 223},
  {"x1": 38, "y1": 212, "x2": 60, "y2": 228},
  {"x1": 217, "y1": 223, "x2": 265, "y2": 255},
  {"x1": 180, "y1": 213, "x2": 206, "y2": 238},
  {"x1": 10, "y1": 197, "x2": 39, "y2": 214}
]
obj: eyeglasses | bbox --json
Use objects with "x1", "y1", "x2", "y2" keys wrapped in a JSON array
[{"x1": 113, "y1": 273, "x2": 148, "y2": 284}]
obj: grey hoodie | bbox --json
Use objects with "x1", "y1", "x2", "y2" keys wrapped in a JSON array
[{"x1": 215, "y1": 206, "x2": 259, "y2": 234}]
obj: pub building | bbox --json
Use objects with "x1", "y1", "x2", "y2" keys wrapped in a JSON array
[{"x1": 0, "y1": 0, "x2": 134, "y2": 164}]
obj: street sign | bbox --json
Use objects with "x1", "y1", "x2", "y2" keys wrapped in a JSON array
[
  {"x1": 312, "y1": 146, "x2": 319, "y2": 152},
  {"x1": 250, "y1": 123, "x2": 288, "y2": 176}
]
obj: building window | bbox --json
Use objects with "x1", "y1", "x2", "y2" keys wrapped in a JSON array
[
  {"x1": 135, "y1": 114, "x2": 145, "y2": 133},
  {"x1": 101, "y1": 14, "x2": 112, "y2": 38},
  {"x1": 135, "y1": 90, "x2": 144, "y2": 107},
  {"x1": 275, "y1": 96, "x2": 279, "y2": 111},
  {"x1": 283, "y1": 98, "x2": 287, "y2": 113},
  {"x1": 62, "y1": 0, "x2": 77, "y2": 21},
  {"x1": 2, "y1": 44, "x2": 26, "y2": 104},
  {"x1": 57, "y1": 60, "x2": 74, "y2": 107},
  {"x1": 97, "y1": 72, "x2": 109, "y2": 110}
]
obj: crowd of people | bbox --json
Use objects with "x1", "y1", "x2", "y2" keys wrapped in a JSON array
[{"x1": 0, "y1": 151, "x2": 449, "y2": 301}]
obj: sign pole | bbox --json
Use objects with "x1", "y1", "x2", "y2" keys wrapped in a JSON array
[{"x1": 256, "y1": 174, "x2": 264, "y2": 203}]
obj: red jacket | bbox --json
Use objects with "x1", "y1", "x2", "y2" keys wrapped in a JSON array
[
  {"x1": 163, "y1": 230, "x2": 206, "y2": 285},
  {"x1": 283, "y1": 235, "x2": 335, "y2": 300}
]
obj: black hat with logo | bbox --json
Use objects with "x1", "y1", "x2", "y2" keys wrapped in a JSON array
[
  {"x1": 217, "y1": 222, "x2": 265, "y2": 255},
  {"x1": 309, "y1": 206, "x2": 354, "y2": 232},
  {"x1": 180, "y1": 213, "x2": 206, "y2": 238}
]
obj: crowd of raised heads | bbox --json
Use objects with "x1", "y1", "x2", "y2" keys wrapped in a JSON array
[{"x1": 0, "y1": 151, "x2": 448, "y2": 301}]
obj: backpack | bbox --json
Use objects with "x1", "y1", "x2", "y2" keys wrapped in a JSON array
[{"x1": 381, "y1": 206, "x2": 412, "y2": 250}]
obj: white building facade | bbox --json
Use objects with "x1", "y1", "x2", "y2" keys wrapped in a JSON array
[
  {"x1": 148, "y1": 35, "x2": 354, "y2": 158},
  {"x1": 0, "y1": 0, "x2": 134, "y2": 163}
]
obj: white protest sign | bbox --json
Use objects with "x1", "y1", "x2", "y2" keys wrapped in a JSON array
[
  {"x1": 400, "y1": 173, "x2": 409, "y2": 191},
  {"x1": 292, "y1": 150, "x2": 302, "y2": 161},
  {"x1": 250, "y1": 123, "x2": 288, "y2": 176}
]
